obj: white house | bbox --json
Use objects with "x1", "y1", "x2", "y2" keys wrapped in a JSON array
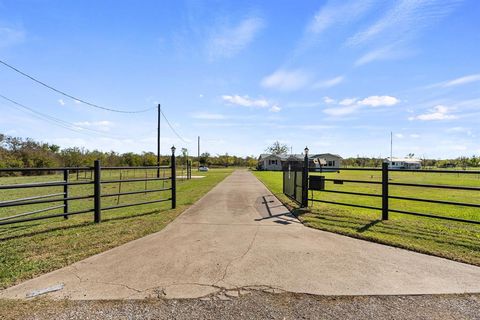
[
  {"x1": 257, "y1": 154, "x2": 287, "y2": 171},
  {"x1": 387, "y1": 158, "x2": 422, "y2": 170},
  {"x1": 310, "y1": 153, "x2": 342, "y2": 170}
]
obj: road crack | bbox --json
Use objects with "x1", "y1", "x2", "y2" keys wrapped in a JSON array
[{"x1": 215, "y1": 225, "x2": 260, "y2": 285}]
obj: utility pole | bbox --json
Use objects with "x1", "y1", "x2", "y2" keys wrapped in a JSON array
[
  {"x1": 390, "y1": 131, "x2": 393, "y2": 162},
  {"x1": 197, "y1": 136, "x2": 200, "y2": 171},
  {"x1": 157, "y1": 104, "x2": 161, "y2": 178}
]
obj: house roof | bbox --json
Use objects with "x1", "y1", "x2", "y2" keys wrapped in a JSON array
[
  {"x1": 259, "y1": 153, "x2": 343, "y2": 161},
  {"x1": 258, "y1": 153, "x2": 290, "y2": 160},
  {"x1": 310, "y1": 153, "x2": 343, "y2": 159},
  {"x1": 388, "y1": 158, "x2": 421, "y2": 163}
]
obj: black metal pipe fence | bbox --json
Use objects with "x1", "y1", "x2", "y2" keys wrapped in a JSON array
[
  {"x1": 0, "y1": 149, "x2": 177, "y2": 227},
  {"x1": 284, "y1": 161, "x2": 480, "y2": 224}
]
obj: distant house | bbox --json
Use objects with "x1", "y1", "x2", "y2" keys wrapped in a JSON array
[
  {"x1": 310, "y1": 153, "x2": 342, "y2": 170},
  {"x1": 387, "y1": 158, "x2": 422, "y2": 170},
  {"x1": 257, "y1": 153, "x2": 342, "y2": 171},
  {"x1": 257, "y1": 154, "x2": 287, "y2": 171}
]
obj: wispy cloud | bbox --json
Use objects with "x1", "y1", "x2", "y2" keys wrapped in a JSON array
[
  {"x1": 58, "y1": 99, "x2": 66, "y2": 106},
  {"x1": 446, "y1": 127, "x2": 473, "y2": 136},
  {"x1": 190, "y1": 112, "x2": 226, "y2": 120},
  {"x1": 294, "y1": 0, "x2": 374, "y2": 55},
  {"x1": 429, "y1": 73, "x2": 480, "y2": 88},
  {"x1": 313, "y1": 76, "x2": 344, "y2": 89},
  {"x1": 73, "y1": 120, "x2": 114, "y2": 131},
  {"x1": 324, "y1": 105, "x2": 360, "y2": 116},
  {"x1": 0, "y1": 26, "x2": 26, "y2": 48},
  {"x1": 261, "y1": 69, "x2": 310, "y2": 91},
  {"x1": 408, "y1": 105, "x2": 457, "y2": 121},
  {"x1": 306, "y1": 0, "x2": 374, "y2": 36},
  {"x1": 222, "y1": 94, "x2": 281, "y2": 112},
  {"x1": 354, "y1": 43, "x2": 412, "y2": 66},
  {"x1": 347, "y1": 0, "x2": 461, "y2": 47},
  {"x1": 207, "y1": 16, "x2": 264, "y2": 59},
  {"x1": 350, "y1": 0, "x2": 461, "y2": 66}
]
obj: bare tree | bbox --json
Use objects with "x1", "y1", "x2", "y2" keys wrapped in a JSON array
[{"x1": 265, "y1": 141, "x2": 289, "y2": 155}]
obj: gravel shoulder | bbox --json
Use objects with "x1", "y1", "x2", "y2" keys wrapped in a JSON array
[{"x1": 1, "y1": 291, "x2": 479, "y2": 320}]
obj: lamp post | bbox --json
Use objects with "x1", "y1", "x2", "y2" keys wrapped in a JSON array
[
  {"x1": 171, "y1": 145, "x2": 176, "y2": 209},
  {"x1": 302, "y1": 146, "x2": 309, "y2": 208}
]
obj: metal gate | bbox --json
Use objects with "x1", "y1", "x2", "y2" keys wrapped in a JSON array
[{"x1": 282, "y1": 162, "x2": 304, "y2": 205}]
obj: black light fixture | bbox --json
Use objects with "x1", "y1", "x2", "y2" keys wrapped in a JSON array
[
  {"x1": 171, "y1": 145, "x2": 176, "y2": 154},
  {"x1": 304, "y1": 146, "x2": 309, "y2": 156}
]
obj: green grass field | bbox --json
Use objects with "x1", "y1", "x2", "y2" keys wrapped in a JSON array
[
  {"x1": 253, "y1": 170, "x2": 480, "y2": 266},
  {"x1": 0, "y1": 168, "x2": 233, "y2": 289}
]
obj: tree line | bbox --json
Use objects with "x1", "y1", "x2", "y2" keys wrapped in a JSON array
[
  {"x1": 342, "y1": 156, "x2": 480, "y2": 169},
  {"x1": 0, "y1": 133, "x2": 258, "y2": 174}
]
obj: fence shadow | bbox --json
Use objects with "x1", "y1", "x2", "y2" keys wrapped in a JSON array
[
  {"x1": 254, "y1": 195, "x2": 300, "y2": 224},
  {"x1": 356, "y1": 219, "x2": 382, "y2": 233},
  {"x1": 0, "y1": 208, "x2": 162, "y2": 242}
]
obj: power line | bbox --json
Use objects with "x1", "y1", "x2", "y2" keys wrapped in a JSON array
[
  {"x1": 0, "y1": 93, "x2": 132, "y2": 139},
  {"x1": 160, "y1": 109, "x2": 189, "y2": 143},
  {"x1": 0, "y1": 59, "x2": 156, "y2": 114}
]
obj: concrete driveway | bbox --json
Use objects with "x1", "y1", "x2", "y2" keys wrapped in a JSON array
[{"x1": 2, "y1": 170, "x2": 480, "y2": 300}]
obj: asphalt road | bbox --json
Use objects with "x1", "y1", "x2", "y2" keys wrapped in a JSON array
[{"x1": 2, "y1": 291, "x2": 480, "y2": 320}]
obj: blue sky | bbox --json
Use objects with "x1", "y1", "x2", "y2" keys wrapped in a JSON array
[{"x1": 0, "y1": 0, "x2": 479, "y2": 158}]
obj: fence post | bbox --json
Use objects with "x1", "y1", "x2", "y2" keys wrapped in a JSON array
[
  {"x1": 189, "y1": 160, "x2": 192, "y2": 179},
  {"x1": 301, "y1": 148, "x2": 309, "y2": 208},
  {"x1": 382, "y1": 162, "x2": 389, "y2": 220},
  {"x1": 63, "y1": 169, "x2": 69, "y2": 219},
  {"x1": 94, "y1": 160, "x2": 101, "y2": 223},
  {"x1": 171, "y1": 146, "x2": 176, "y2": 209}
]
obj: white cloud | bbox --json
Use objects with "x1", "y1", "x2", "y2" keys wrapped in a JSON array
[
  {"x1": 323, "y1": 95, "x2": 400, "y2": 116},
  {"x1": 199, "y1": 94, "x2": 204, "y2": 98},
  {"x1": 410, "y1": 134, "x2": 421, "y2": 138},
  {"x1": 358, "y1": 95, "x2": 400, "y2": 107},
  {"x1": 58, "y1": 99, "x2": 65, "y2": 106},
  {"x1": 409, "y1": 105, "x2": 457, "y2": 121},
  {"x1": 261, "y1": 69, "x2": 310, "y2": 91},
  {"x1": 269, "y1": 105, "x2": 281, "y2": 112},
  {"x1": 73, "y1": 120, "x2": 114, "y2": 132},
  {"x1": 207, "y1": 16, "x2": 264, "y2": 59},
  {"x1": 395, "y1": 133, "x2": 404, "y2": 139},
  {"x1": 222, "y1": 95, "x2": 268, "y2": 108},
  {"x1": 313, "y1": 76, "x2": 344, "y2": 88},
  {"x1": 323, "y1": 97, "x2": 336, "y2": 104},
  {"x1": 190, "y1": 112, "x2": 226, "y2": 120},
  {"x1": 339, "y1": 98, "x2": 357, "y2": 106},
  {"x1": 222, "y1": 95, "x2": 280, "y2": 112}
]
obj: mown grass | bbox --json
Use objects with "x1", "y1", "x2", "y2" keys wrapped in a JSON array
[
  {"x1": 0, "y1": 168, "x2": 232, "y2": 289},
  {"x1": 253, "y1": 170, "x2": 480, "y2": 266}
]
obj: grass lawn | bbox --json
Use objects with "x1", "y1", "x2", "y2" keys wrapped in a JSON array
[
  {"x1": 0, "y1": 168, "x2": 233, "y2": 289},
  {"x1": 253, "y1": 170, "x2": 480, "y2": 266}
]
